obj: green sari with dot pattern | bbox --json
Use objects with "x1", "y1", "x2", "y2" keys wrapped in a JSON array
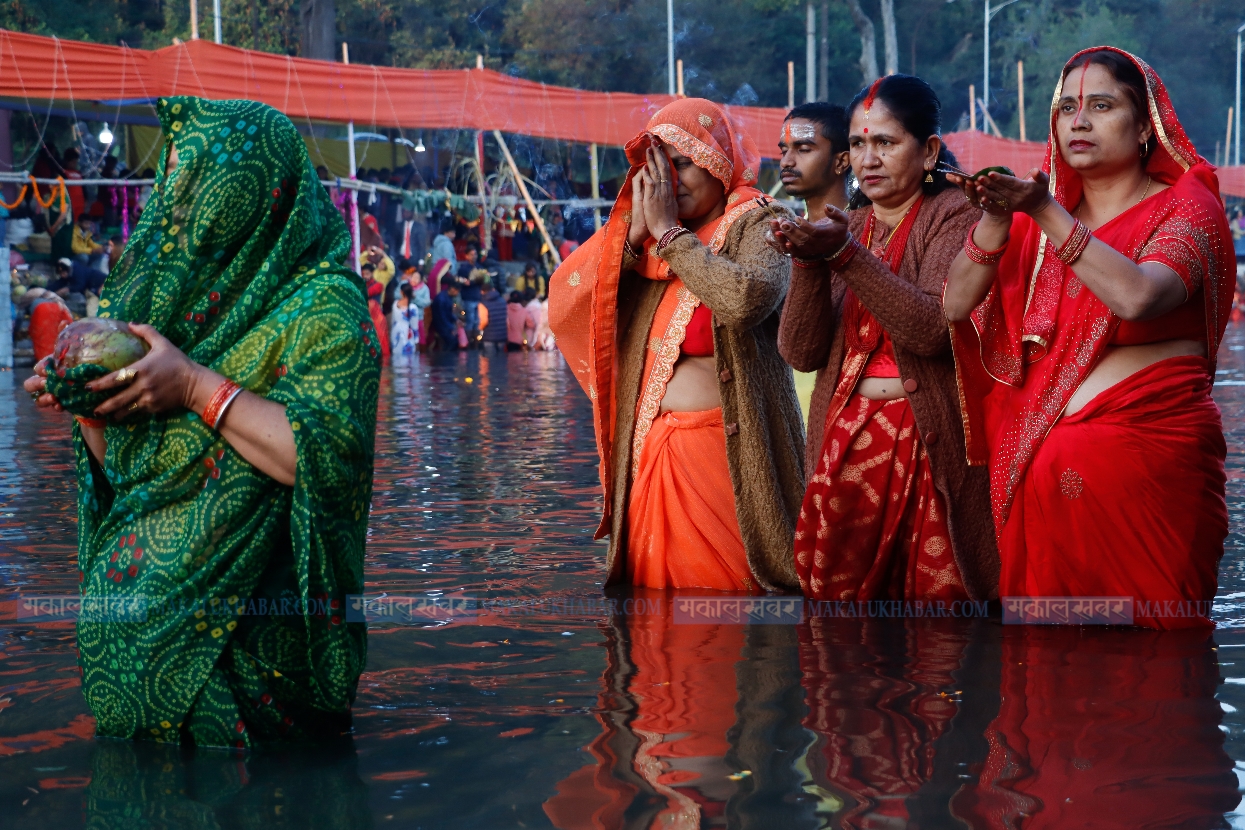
[{"x1": 71, "y1": 96, "x2": 379, "y2": 749}]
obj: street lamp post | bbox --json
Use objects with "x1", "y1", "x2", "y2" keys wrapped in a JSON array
[
  {"x1": 667, "y1": 0, "x2": 675, "y2": 96},
  {"x1": 983, "y1": 0, "x2": 1021, "y2": 132},
  {"x1": 1236, "y1": 21, "x2": 1244, "y2": 165}
]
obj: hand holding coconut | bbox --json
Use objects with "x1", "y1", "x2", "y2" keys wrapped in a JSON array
[{"x1": 25, "y1": 318, "x2": 297, "y2": 486}]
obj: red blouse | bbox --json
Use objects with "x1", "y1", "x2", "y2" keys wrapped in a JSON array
[
  {"x1": 1110, "y1": 217, "x2": 1212, "y2": 345},
  {"x1": 682, "y1": 303, "x2": 714, "y2": 357}
]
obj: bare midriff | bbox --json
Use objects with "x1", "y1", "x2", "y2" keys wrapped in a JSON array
[
  {"x1": 1064, "y1": 338, "x2": 1203, "y2": 414},
  {"x1": 857, "y1": 377, "x2": 907, "y2": 400},
  {"x1": 660, "y1": 356, "x2": 722, "y2": 413}
]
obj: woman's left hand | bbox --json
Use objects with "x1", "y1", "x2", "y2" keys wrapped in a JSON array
[
  {"x1": 89, "y1": 323, "x2": 208, "y2": 420},
  {"x1": 640, "y1": 140, "x2": 680, "y2": 239},
  {"x1": 949, "y1": 168, "x2": 1052, "y2": 217}
]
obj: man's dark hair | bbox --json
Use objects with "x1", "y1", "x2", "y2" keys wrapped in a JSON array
[
  {"x1": 360, "y1": 262, "x2": 375, "y2": 273},
  {"x1": 465, "y1": 242, "x2": 480, "y2": 255},
  {"x1": 785, "y1": 102, "x2": 849, "y2": 154},
  {"x1": 78, "y1": 213, "x2": 93, "y2": 223}
]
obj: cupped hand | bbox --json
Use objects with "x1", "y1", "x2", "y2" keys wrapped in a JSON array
[
  {"x1": 88, "y1": 323, "x2": 208, "y2": 420},
  {"x1": 766, "y1": 204, "x2": 852, "y2": 260},
  {"x1": 641, "y1": 140, "x2": 679, "y2": 239},
  {"x1": 23, "y1": 357, "x2": 63, "y2": 411},
  {"x1": 948, "y1": 168, "x2": 1051, "y2": 218}
]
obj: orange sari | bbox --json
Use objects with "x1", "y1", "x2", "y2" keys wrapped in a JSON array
[{"x1": 549, "y1": 99, "x2": 767, "y2": 590}]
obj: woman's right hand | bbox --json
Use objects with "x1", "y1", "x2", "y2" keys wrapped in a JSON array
[
  {"x1": 627, "y1": 171, "x2": 650, "y2": 249},
  {"x1": 23, "y1": 357, "x2": 63, "y2": 411},
  {"x1": 767, "y1": 205, "x2": 852, "y2": 260}
]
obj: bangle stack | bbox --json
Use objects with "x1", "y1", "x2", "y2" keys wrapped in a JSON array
[
  {"x1": 202, "y1": 379, "x2": 243, "y2": 430},
  {"x1": 964, "y1": 222, "x2": 1009, "y2": 265},
  {"x1": 75, "y1": 415, "x2": 106, "y2": 429},
  {"x1": 623, "y1": 239, "x2": 640, "y2": 261},
  {"x1": 654, "y1": 226, "x2": 692, "y2": 254},
  {"x1": 825, "y1": 234, "x2": 861, "y2": 270},
  {"x1": 1055, "y1": 219, "x2": 1092, "y2": 265}
]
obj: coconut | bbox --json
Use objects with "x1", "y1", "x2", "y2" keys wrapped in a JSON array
[{"x1": 52, "y1": 318, "x2": 148, "y2": 372}]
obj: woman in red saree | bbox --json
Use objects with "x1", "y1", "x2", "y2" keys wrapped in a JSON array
[
  {"x1": 770, "y1": 75, "x2": 997, "y2": 604},
  {"x1": 548, "y1": 100, "x2": 805, "y2": 592},
  {"x1": 944, "y1": 48, "x2": 1234, "y2": 629}
]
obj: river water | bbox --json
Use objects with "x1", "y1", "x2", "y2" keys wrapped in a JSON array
[{"x1": 1, "y1": 328, "x2": 1245, "y2": 829}]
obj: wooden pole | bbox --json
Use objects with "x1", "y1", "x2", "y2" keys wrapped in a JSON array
[
  {"x1": 190, "y1": 0, "x2": 199, "y2": 40},
  {"x1": 676, "y1": 60, "x2": 684, "y2": 97},
  {"x1": 1017, "y1": 61, "x2": 1026, "y2": 142},
  {"x1": 787, "y1": 62, "x2": 795, "y2": 110},
  {"x1": 493, "y1": 130, "x2": 561, "y2": 267},
  {"x1": 1226, "y1": 107, "x2": 1234, "y2": 170},
  {"x1": 343, "y1": 43, "x2": 361, "y2": 275},
  {"x1": 475, "y1": 131, "x2": 490, "y2": 254},
  {"x1": 969, "y1": 84, "x2": 977, "y2": 132},
  {"x1": 589, "y1": 143, "x2": 601, "y2": 231}
]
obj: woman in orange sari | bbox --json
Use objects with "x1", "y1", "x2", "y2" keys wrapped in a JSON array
[
  {"x1": 549, "y1": 99, "x2": 805, "y2": 592},
  {"x1": 944, "y1": 48, "x2": 1234, "y2": 629}
]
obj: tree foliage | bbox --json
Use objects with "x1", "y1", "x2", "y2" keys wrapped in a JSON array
[{"x1": 5, "y1": 0, "x2": 1243, "y2": 153}]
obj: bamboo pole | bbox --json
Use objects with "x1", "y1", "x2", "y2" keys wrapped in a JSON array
[
  {"x1": 493, "y1": 129, "x2": 561, "y2": 267},
  {"x1": 676, "y1": 60, "x2": 685, "y2": 97},
  {"x1": 969, "y1": 84, "x2": 977, "y2": 132},
  {"x1": 589, "y1": 143, "x2": 601, "y2": 231},
  {"x1": 1226, "y1": 107, "x2": 1234, "y2": 170},
  {"x1": 190, "y1": 0, "x2": 199, "y2": 40},
  {"x1": 475, "y1": 130, "x2": 490, "y2": 254},
  {"x1": 1017, "y1": 61, "x2": 1026, "y2": 142},
  {"x1": 787, "y1": 62, "x2": 795, "y2": 110}
]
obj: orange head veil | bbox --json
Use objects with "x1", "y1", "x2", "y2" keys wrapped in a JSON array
[{"x1": 548, "y1": 99, "x2": 764, "y2": 536}]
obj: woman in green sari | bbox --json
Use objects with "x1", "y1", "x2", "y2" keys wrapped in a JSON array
[{"x1": 24, "y1": 96, "x2": 379, "y2": 749}]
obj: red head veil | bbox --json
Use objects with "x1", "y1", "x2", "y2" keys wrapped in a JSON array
[
  {"x1": 548, "y1": 99, "x2": 764, "y2": 537},
  {"x1": 951, "y1": 46, "x2": 1235, "y2": 527}
]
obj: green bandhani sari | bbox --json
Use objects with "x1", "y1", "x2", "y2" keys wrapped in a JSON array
[{"x1": 60, "y1": 97, "x2": 379, "y2": 749}]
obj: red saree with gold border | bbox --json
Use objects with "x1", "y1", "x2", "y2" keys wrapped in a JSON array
[{"x1": 950, "y1": 48, "x2": 1234, "y2": 628}]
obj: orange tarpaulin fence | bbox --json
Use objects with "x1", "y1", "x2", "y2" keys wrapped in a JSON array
[{"x1": 4, "y1": 29, "x2": 1245, "y2": 197}]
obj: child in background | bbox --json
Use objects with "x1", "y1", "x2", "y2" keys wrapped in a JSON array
[
  {"x1": 390, "y1": 282, "x2": 421, "y2": 363},
  {"x1": 506, "y1": 291, "x2": 528, "y2": 351}
]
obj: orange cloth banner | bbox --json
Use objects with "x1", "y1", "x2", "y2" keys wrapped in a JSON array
[{"x1": 9, "y1": 27, "x2": 1245, "y2": 195}]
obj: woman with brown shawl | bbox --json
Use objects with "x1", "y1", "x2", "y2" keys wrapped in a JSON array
[
  {"x1": 549, "y1": 99, "x2": 804, "y2": 592},
  {"x1": 770, "y1": 75, "x2": 998, "y2": 604}
]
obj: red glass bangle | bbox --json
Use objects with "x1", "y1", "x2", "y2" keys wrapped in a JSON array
[
  {"x1": 202, "y1": 379, "x2": 242, "y2": 429},
  {"x1": 655, "y1": 226, "x2": 692, "y2": 254},
  {"x1": 75, "y1": 415, "x2": 106, "y2": 429},
  {"x1": 964, "y1": 221, "x2": 1008, "y2": 265},
  {"x1": 826, "y1": 235, "x2": 861, "y2": 270},
  {"x1": 1055, "y1": 219, "x2": 1092, "y2": 265}
]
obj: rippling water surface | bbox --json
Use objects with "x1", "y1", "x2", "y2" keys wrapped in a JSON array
[{"x1": 2, "y1": 333, "x2": 1245, "y2": 829}]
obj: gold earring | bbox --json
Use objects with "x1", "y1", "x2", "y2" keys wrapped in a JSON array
[{"x1": 924, "y1": 171, "x2": 934, "y2": 183}]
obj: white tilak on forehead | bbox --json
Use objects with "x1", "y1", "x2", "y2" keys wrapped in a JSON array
[{"x1": 783, "y1": 122, "x2": 818, "y2": 143}]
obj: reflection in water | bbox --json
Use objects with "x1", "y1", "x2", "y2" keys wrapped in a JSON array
[
  {"x1": 2, "y1": 336, "x2": 1245, "y2": 827},
  {"x1": 547, "y1": 598, "x2": 1238, "y2": 829},
  {"x1": 83, "y1": 740, "x2": 372, "y2": 829},
  {"x1": 954, "y1": 627, "x2": 1238, "y2": 830}
]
